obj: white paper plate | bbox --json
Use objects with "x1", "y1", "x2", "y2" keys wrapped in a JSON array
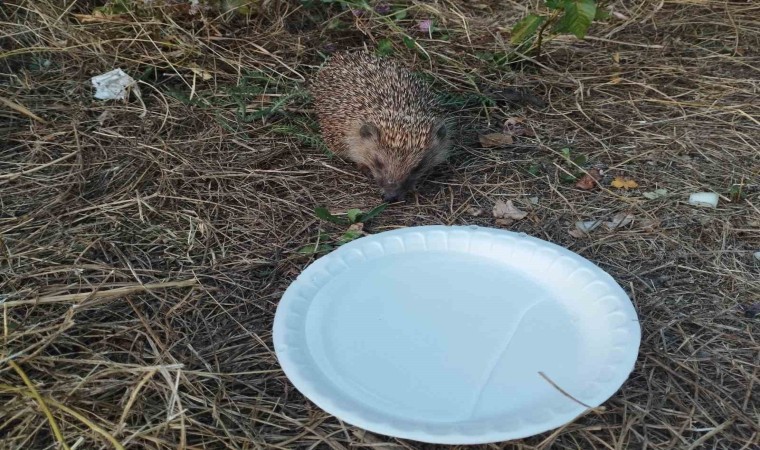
[{"x1": 273, "y1": 225, "x2": 640, "y2": 444}]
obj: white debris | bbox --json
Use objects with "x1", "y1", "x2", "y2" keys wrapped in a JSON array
[
  {"x1": 754, "y1": 251, "x2": 760, "y2": 262},
  {"x1": 688, "y1": 192, "x2": 719, "y2": 208},
  {"x1": 575, "y1": 220, "x2": 602, "y2": 233},
  {"x1": 91, "y1": 68, "x2": 136, "y2": 100}
]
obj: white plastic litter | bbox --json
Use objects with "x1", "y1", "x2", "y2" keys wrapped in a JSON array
[
  {"x1": 688, "y1": 192, "x2": 719, "y2": 208},
  {"x1": 754, "y1": 251, "x2": 760, "y2": 262},
  {"x1": 91, "y1": 68, "x2": 136, "y2": 100}
]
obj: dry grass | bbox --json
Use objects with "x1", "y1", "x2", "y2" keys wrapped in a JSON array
[{"x1": 1, "y1": 0, "x2": 759, "y2": 448}]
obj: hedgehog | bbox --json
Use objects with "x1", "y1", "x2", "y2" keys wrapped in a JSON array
[{"x1": 310, "y1": 51, "x2": 452, "y2": 202}]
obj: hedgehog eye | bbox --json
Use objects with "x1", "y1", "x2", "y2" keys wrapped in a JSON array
[
  {"x1": 359, "y1": 123, "x2": 379, "y2": 140},
  {"x1": 435, "y1": 123, "x2": 447, "y2": 140}
]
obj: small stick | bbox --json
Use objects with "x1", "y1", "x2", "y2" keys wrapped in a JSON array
[{"x1": 539, "y1": 371, "x2": 604, "y2": 412}]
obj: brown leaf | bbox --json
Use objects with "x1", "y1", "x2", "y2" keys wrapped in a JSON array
[
  {"x1": 493, "y1": 200, "x2": 528, "y2": 220},
  {"x1": 575, "y1": 169, "x2": 602, "y2": 190},
  {"x1": 347, "y1": 222, "x2": 365, "y2": 233},
  {"x1": 611, "y1": 177, "x2": 639, "y2": 189},
  {"x1": 503, "y1": 117, "x2": 535, "y2": 137},
  {"x1": 479, "y1": 132, "x2": 514, "y2": 148},
  {"x1": 495, "y1": 218, "x2": 514, "y2": 227},
  {"x1": 638, "y1": 218, "x2": 660, "y2": 231},
  {"x1": 569, "y1": 219, "x2": 602, "y2": 238},
  {"x1": 604, "y1": 212, "x2": 634, "y2": 230}
]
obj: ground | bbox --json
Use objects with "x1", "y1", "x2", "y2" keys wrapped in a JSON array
[{"x1": 1, "y1": 1, "x2": 759, "y2": 449}]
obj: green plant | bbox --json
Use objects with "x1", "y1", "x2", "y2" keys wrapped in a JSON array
[
  {"x1": 298, "y1": 204, "x2": 388, "y2": 255},
  {"x1": 558, "y1": 147, "x2": 588, "y2": 182},
  {"x1": 313, "y1": 204, "x2": 387, "y2": 226},
  {"x1": 511, "y1": 0, "x2": 608, "y2": 57}
]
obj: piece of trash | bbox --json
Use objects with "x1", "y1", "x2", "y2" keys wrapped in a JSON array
[
  {"x1": 754, "y1": 251, "x2": 760, "y2": 261},
  {"x1": 604, "y1": 212, "x2": 634, "y2": 230},
  {"x1": 91, "y1": 68, "x2": 136, "y2": 100},
  {"x1": 643, "y1": 188, "x2": 667, "y2": 200},
  {"x1": 688, "y1": 192, "x2": 719, "y2": 208},
  {"x1": 493, "y1": 200, "x2": 528, "y2": 220},
  {"x1": 529, "y1": 196, "x2": 539, "y2": 205}
]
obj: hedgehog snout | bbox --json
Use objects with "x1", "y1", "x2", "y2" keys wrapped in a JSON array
[{"x1": 380, "y1": 182, "x2": 405, "y2": 203}]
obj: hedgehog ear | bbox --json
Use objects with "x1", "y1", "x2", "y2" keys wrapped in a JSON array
[{"x1": 359, "y1": 122, "x2": 379, "y2": 140}]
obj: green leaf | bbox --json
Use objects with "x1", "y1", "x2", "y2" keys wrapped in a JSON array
[
  {"x1": 510, "y1": 14, "x2": 546, "y2": 45},
  {"x1": 527, "y1": 163, "x2": 542, "y2": 176},
  {"x1": 93, "y1": 0, "x2": 130, "y2": 15},
  {"x1": 346, "y1": 208, "x2": 362, "y2": 223},
  {"x1": 377, "y1": 38, "x2": 394, "y2": 56},
  {"x1": 560, "y1": 147, "x2": 572, "y2": 160},
  {"x1": 572, "y1": 154, "x2": 587, "y2": 167},
  {"x1": 327, "y1": 17, "x2": 347, "y2": 30},
  {"x1": 560, "y1": 173, "x2": 578, "y2": 183},
  {"x1": 358, "y1": 203, "x2": 387, "y2": 223},
  {"x1": 394, "y1": 9, "x2": 408, "y2": 20},
  {"x1": 595, "y1": 8, "x2": 611, "y2": 20},
  {"x1": 314, "y1": 207, "x2": 347, "y2": 224},
  {"x1": 298, "y1": 243, "x2": 333, "y2": 255},
  {"x1": 555, "y1": 0, "x2": 597, "y2": 39},
  {"x1": 728, "y1": 184, "x2": 745, "y2": 202},
  {"x1": 402, "y1": 35, "x2": 416, "y2": 49},
  {"x1": 545, "y1": 0, "x2": 562, "y2": 9},
  {"x1": 337, "y1": 229, "x2": 363, "y2": 245}
]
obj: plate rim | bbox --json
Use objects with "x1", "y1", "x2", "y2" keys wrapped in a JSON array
[{"x1": 273, "y1": 225, "x2": 641, "y2": 444}]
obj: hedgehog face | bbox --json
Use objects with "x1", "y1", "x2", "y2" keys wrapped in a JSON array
[{"x1": 348, "y1": 120, "x2": 451, "y2": 202}]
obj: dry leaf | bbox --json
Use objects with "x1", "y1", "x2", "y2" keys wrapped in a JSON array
[
  {"x1": 189, "y1": 64, "x2": 213, "y2": 81},
  {"x1": 611, "y1": 177, "x2": 639, "y2": 189},
  {"x1": 347, "y1": 222, "x2": 365, "y2": 233},
  {"x1": 503, "y1": 117, "x2": 535, "y2": 137},
  {"x1": 575, "y1": 168, "x2": 602, "y2": 190},
  {"x1": 610, "y1": 52, "x2": 622, "y2": 84},
  {"x1": 466, "y1": 207, "x2": 484, "y2": 217},
  {"x1": 493, "y1": 200, "x2": 528, "y2": 220},
  {"x1": 642, "y1": 189, "x2": 667, "y2": 200},
  {"x1": 638, "y1": 218, "x2": 660, "y2": 231},
  {"x1": 479, "y1": 133, "x2": 514, "y2": 148},
  {"x1": 577, "y1": 220, "x2": 602, "y2": 233},
  {"x1": 495, "y1": 218, "x2": 514, "y2": 227},
  {"x1": 604, "y1": 212, "x2": 634, "y2": 230},
  {"x1": 569, "y1": 220, "x2": 602, "y2": 238}
]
